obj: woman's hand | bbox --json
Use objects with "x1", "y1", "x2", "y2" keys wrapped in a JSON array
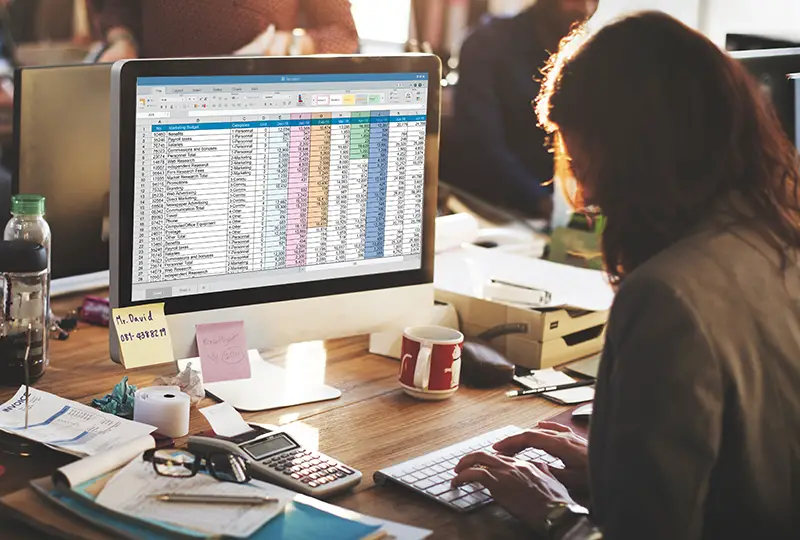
[
  {"x1": 452, "y1": 451, "x2": 574, "y2": 534},
  {"x1": 494, "y1": 422, "x2": 590, "y2": 497}
]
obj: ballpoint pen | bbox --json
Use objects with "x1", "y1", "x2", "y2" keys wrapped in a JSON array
[
  {"x1": 505, "y1": 379, "x2": 595, "y2": 397},
  {"x1": 151, "y1": 493, "x2": 279, "y2": 505},
  {"x1": 24, "y1": 323, "x2": 31, "y2": 430}
]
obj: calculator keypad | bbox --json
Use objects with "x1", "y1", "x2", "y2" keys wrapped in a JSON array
[{"x1": 263, "y1": 449, "x2": 356, "y2": 489}]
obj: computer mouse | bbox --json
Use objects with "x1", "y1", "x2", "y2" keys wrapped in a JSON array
[{"x1": 572, "y1": 403, "x2": 593, "y2": 419}]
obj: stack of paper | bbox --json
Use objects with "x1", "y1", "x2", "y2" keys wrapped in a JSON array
[
  {"x1": 0, "y1": 386, "x2": 156, "y2": 457},
  {"x1": 95, "y1": 459, "x2": 292, "y2": 538}
]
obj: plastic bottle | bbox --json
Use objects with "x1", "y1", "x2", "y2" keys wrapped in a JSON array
[{"x1": 4, "y1": 194, "x2": 51, "y2": 316}]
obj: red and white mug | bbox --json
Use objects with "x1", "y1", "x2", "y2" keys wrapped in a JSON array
[{"x1": 399, "y1": 326, "x2": 464, "y2": 400}]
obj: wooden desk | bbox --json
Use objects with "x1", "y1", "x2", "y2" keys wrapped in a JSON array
[{"x1": 0, "y1": 292, "x2": 574, "y2": 539}]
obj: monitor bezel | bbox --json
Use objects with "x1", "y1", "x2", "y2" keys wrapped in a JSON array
[{"x1": 113, "y1": 55, "x2": 440, "y2": 315}]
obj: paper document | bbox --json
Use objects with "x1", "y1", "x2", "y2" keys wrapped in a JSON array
[
  {"x1": 543, "y1": 386, "x2": 595, "y2": 405},
  {"x1": 96, "y1": 457, "x2": 291, "y2": 538},
  {"x1": 513, "y1": 368, "x2": 576, "y2": 391},
  {"x1": 0, "y1": 386, "x2": 156, "y2": 457},
  {"x1": 435, "y1": 248, "x2": 614, "y2": 311},
  {"x1": 54, "y1": 435, "x2": 155, "y2": 487},
  {"x1": 199, "y1": 402, "x2": 251, "y2": 437}
]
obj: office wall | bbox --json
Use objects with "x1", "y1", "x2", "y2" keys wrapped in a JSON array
[
  {"x1": 486, "y1": 0, "x2": 800, "y2": 47},
  {"x1": 589, "y1": 0, "x2": 701, "y2": 30},
  {"x1": 700, "y1": 0, "x2": 800, "y2": 46}
]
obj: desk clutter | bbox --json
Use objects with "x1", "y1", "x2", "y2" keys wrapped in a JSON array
[{"x1": 0, "y1": 389, "x2": 428, "y2": 539}]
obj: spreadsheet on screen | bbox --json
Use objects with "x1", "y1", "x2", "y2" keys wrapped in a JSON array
[{"x1": 132, "y1": 73, "x2": 429, "y2": 302}]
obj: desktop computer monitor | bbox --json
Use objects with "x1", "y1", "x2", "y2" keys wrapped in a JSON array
[
  {"x1": 731, "y1": 47, "x2": 800, "y2": 145},
  {"x1": 110, "y1": 55, "x2": 440, "y2": 363},
  {"x1": 13, "y1": 63, "x2": 113, "y2": 294}
]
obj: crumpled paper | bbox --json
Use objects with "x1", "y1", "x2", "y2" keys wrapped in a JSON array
[
  {"x1": 91, "y1": 376, "x2": 137, "y2": 418},
  {"x1": 152, "y1": 362, "x2": 205, "y2": 405}
]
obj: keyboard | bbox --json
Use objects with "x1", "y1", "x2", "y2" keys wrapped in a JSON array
[{"x1": 373, "y1": 425, "x2": 564, "y2": 512}]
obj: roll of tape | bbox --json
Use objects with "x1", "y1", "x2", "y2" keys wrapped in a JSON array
[{"x1": 133, "y1": 386, "x2": 190, "y2": 438}]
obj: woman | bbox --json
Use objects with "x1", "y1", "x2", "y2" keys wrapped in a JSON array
[
  {"x1": 90, "y1": 0, "x2": 358, "y2": 60},
  {"x1": 452, "y1": 11, "x2": 800, "y2": 540}
]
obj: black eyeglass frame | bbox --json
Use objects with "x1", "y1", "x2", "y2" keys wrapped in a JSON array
[{"x1": 142, "y1": 448, "x2": 251, "y2": 484}]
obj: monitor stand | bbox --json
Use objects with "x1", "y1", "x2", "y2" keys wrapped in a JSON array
[{"x1": 177, "y1": 349, "x2": 341, "y2": 412}]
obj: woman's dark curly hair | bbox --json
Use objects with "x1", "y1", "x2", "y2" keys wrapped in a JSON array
[{"x1": 537, "y1": 11, "x2": 800, "y2": 285}]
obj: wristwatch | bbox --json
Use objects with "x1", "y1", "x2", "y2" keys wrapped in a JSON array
[{"x1": 544, "y1": 502, "x2": 591, "y2": 539}]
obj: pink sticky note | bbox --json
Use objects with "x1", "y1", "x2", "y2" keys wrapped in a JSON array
[{"x1": 195, "y1": 321, "x2": 251, "y2": 383}]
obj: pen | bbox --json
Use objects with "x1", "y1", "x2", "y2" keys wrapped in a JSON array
[
  {"x1": 24, "y1": 323, "x2": 31, "y2": 430},
  {"x1": 151, "y1": 493, "x2": 279, "y2": 505},
  {"x1": 505, "y1": 379, "x2": 595, "y2": 397}
]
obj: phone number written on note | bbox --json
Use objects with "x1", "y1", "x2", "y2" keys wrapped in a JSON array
[{"x1": 115, "y1": 311, "x2": 168, "y2": 343}]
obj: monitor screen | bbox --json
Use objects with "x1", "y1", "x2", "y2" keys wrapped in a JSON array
[{"x1": 132, "y1": 73, "x2": 429, "y2": 303}]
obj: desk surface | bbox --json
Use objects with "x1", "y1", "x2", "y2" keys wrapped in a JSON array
[{"x1": 0, "y1": 291, "x2": 575, "y2": 539}]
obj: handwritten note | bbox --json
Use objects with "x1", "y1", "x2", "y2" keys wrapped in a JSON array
[
  {"x1": 113, "y1": 303, "x2": 175, "y2": 368},
  {"x1": 195, "y1": 321, "x2": 251, "y2": 383}
]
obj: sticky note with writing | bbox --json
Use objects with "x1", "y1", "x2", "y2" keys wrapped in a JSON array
[
  {"x1": 112, "y1": 303, "x2": 175, "y2": 368},
  {"x1": 195, "y1": 321, "x2": 251, "y2": 383}
]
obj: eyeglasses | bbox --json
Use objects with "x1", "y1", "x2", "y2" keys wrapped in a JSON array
[{"x1": 143, "y1": 448, "x2": 251, "y2": 484}]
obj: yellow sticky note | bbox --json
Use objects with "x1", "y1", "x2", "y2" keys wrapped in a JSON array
[{"x1": 112, "y1": 303, "x2": 175, "y2": 368}]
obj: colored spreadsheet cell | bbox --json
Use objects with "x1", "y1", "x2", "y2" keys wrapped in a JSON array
[{"x1": 133, "y1": 109, "x2": 426, "y2": 285}]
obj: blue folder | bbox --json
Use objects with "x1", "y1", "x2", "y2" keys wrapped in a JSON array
[{"x1": 30, "y1": 478, "x2": 383, "y2": 540}]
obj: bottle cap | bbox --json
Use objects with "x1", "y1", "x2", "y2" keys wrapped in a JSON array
[
  {"x1": 0, "y1": 240, "x2": 47, "y2": 273},
  {"x1": 11, "y1": 194, "x2": 46, "y2": 216}
]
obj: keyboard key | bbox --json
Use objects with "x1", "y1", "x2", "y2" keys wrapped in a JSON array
[
  {"x1": 440, "y1": 487, "x2": 470, "y2": 502},
  {"x1": 410, "y1": 471, "x2": 428, "y2": 481},
  {"x1": 415, "y1": 479, "x2": 435, "y2": 490},
  {"x1": 461, "y1": 484, "x2": 477, "y2": 494},
  {"x1": 431, "y1": 464, "x2": 446, "y2": 474},
  {"x1": 461, "y1": 494, "x2": 483, "y2": 506},
  {"x1": 401, "y1": 475, "x2": 417, "y2": 484},
  {"x1": 474, "y1": 491, "x2": 491, "y2": 503},
  {"x1": 308, "y1": 481, "x2": 318, "y2": 488},
  {"x1": 440, "y1": 470, "x2": 456, "y2": 480},
  {"x1": 337, "y1": 465, "x2": 355, "y2": 475},
  {"x1": 452, "y1": 497, "x2": 474, "y2": 509},
  {"x1": 426, "y1": 482, "x2": 453, "y2": 496}
]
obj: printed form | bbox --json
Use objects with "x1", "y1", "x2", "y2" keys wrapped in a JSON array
[{"x1": 0, "y1": 386, "x2": 156, "y2": 457}]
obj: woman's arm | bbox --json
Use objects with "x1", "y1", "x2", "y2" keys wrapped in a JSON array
[
  {"x1": 300, "y1": 0, "x2": 358, "y2": 54},
  {"x1": 590, "y1": 276, "x2": 724, "y2": 540}
]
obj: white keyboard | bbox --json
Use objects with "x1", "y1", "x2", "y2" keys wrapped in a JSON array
[{"x1": 373, "y1": 425, "x2": 564, "y2": 512}]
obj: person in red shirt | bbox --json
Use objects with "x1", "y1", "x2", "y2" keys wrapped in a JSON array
[{"x1": 90, "y1": 0, "x2": 359, "y2": 61}]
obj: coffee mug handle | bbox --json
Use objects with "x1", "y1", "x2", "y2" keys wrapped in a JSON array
[{"x1": 413, "y1": 343, "x2": 432, "y2": 391}]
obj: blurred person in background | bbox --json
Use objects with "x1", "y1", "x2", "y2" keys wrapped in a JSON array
[
  {"x1": 448, "y1": 0, "x2": 598, "y2": 219},
  {"x1": 90, "y1": 0, "x2": 359, "y2": 61}
]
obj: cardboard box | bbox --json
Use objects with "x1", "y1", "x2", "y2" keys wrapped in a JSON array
[{"x1": 436, "y1": 289, "x2": 607, "y2": 369}]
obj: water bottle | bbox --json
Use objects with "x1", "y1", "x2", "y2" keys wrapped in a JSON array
[{"x1": 4, "y1": 194, "x2": 51, "y2": 317}]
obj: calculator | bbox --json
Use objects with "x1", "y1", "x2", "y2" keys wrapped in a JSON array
[{"x1": 187, "y1": 429, "x2": 362, "y2": 498}]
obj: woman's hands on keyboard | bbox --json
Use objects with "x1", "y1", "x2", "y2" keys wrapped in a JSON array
[
  {"x1": 451, "y1": 450, "x2": 574, "y2": 534},
  {"x1": 494, "y1": 421, "x2": 589, "y2": 498}
]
